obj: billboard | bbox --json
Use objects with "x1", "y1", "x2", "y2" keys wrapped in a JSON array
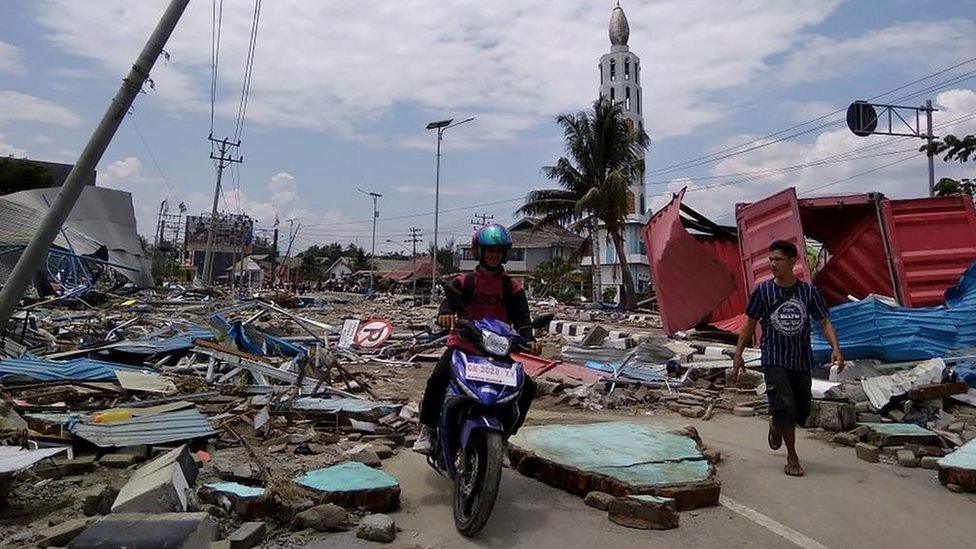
[{"x1": 185, "y1": 213, "x2": 254, "y2": 254}]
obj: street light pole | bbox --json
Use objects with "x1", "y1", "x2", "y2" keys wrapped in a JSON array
[
  {"x1": 358, "y1": 188, "x2": 382, "y2": 293},
  {"x1": 425, "y1": 117, "x2": 474, "y2": 303}
]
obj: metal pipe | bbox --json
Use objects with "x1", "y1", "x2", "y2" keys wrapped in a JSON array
[{"x1": 0, "y1": 0, "x2": 190, "y2": 330}]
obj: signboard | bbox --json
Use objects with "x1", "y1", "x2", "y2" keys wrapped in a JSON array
[
  {"x1": 338, "y1": 319, "x2": 360, "y2": 349},
  {"x1": 184, "y1": 213, "x2": 254, "y2": 253},
  {"x1": 354, "y1": 318, "x2": 393, "y2": 349}
]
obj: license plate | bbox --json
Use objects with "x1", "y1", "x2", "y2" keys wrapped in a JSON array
[{"x1": 465, "y1": 361, "x2": 518, "y2": 387}]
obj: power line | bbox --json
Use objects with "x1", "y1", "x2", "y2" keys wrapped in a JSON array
[
  {"x1": 127, "y1": 113, "x2": 175, "y2": 196},
  {"x1": 234, "y1": 0, "x2": 262, "y2": 142},
  {"x1": 209, "y1": 0, "x2": 224, "y2": 138},
  {"x1": 644, "y1": 56, "x2": 976, "y2": 178}
]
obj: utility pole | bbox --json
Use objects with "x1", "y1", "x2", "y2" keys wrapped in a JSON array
[
  {"x1": 0, "y1": 0, "x2": 189, "y2": 330},
  {"x1": 425, "y1": 116, "x2": 474, "y2": 303},
  {"x1": 278, "y1": 219, "x2": 298, "y2": 287},
  {"x1": 270, "y1": 226, "x2": 279, "y2": 288},
  {"x1": 925, "y1": 99, "x2": 936, "y2": 197},
  {"x1": 357, "y1": 189, "x2": 383, "y2": 293},
  {"x1": 471, "y1": 212, "x2": 494, "y2": 229},
  {"x1": 202, "y1": 135, "x2": 242, "y2": 284},
  {"x1": 407, "y1": 227, "x2": 423, "y2": 297},
  {"x1": 155, "y1": 200, "x2": 168, "y2": 247}
]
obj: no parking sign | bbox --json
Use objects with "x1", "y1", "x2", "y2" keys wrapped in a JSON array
[{"x1": 354, "y1": 318, "x2": 393, "y2": 349}]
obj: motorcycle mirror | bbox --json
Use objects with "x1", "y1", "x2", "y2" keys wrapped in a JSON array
[{"x1": 531, "y1": 313, "x2": 554, "y2": 330}]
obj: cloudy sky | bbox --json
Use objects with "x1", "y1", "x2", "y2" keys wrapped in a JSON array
[{"x1": 1, "y1": 0, "x2": 975, "y2": 251}]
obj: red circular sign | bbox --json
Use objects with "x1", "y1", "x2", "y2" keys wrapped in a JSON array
[{"x1": 354, "y1": 318, "x2": 394, "y2": 349}]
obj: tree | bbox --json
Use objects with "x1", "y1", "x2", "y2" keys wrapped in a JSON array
[
  {"x1": 922, "y1": 134, "x2": 975, "y2": 199},
  {"x1": 518, "y1": 97, "x2": 648, "y2": 310},
  {"x1": 529, "y1": 257, "x2": 583, "y2": 302},
  {"x1": 0, "y1": 157, "x2": 54, "y2": 195},
  {"x1": 428, "y1": 238, "x2": 458, "y2": 274}
]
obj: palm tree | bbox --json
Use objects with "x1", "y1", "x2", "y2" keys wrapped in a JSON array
[{"x1": 518, "y1": 97, "x2": 648, "y2": 309}]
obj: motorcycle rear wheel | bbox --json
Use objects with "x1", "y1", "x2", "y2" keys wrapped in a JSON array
[{"x1": 453, "y1": 430, "x2": 503, "y2": 536}]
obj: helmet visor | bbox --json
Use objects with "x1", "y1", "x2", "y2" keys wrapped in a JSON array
[{"x1": 477, "y1": 225, "x2": 510, "y2": 246}]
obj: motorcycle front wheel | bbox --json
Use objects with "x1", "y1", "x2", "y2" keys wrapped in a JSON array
[{"x1": 453, "y1": 429, "x2": 503, "y2": 536}]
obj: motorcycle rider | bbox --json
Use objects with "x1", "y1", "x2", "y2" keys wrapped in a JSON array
[{"x1": 413, "y1": 223, "x2": 539, "y2": 455}]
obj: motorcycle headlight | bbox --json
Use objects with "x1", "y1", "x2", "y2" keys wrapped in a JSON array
[{"x1": 481, "y1": 330, "x2": 511, "y2": 356}]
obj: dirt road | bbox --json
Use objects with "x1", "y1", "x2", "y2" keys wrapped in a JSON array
[{"x1": 288, "y1": 409, "x2": 976, "y2": 548}]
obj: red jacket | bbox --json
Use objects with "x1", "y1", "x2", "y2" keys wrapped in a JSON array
[{"x1": 438, "y1": 266, "x2": 532, "y2": 353}]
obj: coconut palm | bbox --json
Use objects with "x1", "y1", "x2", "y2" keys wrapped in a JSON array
[{"x1": 518, "y1": 97, "x2": 648, "y2": 309}]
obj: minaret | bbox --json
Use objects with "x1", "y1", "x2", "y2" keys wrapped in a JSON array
[{"x1": 599, "y1": 3, "x2": 646, "y2": 215}]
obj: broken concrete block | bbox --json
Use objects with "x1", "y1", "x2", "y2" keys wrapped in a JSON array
[
  {"x1": 608, "y1": 495, "x2": 679, "y2": 530},
  {"x1": 99, "y1": 453, "x2": 138, "y2": 468},
  {"x1": 897, "y1": 449, "x2": 919, "y2": 468},
  {"x1": 855, "y1": 443, "x2": 880, "y2": 463},
  {"x1": 679, "y1": 406, "x2": 705, "y2": 418},
  {"x1": 881, "y1": 445, "x2": 905, "y2": 458},
  {"x1": 349, "y1": 450, "x2": 382, "y2": 467},
  {"x1": 112, "y1": 445, "x2": 197, "y2": 514},
  {"x1": 295, "y1": 503, "x2": 349, "y2": 532},
  {"x1": 369, "y1": 444, "x2": 394, "y2": 459},
  {"x1": 858, "y1": 413, "x2": 883, "y2": 423},
  {"x1": 832, "y1": 432, "x2": 861, "y2": 447},
  {"x1": 357, "y1": 513, "x2": 396, "y2": 543},
  {"x1": 35, "y1": 455, "x2": 96, "y2": 479},
  {"x1": 921, "y1": 456, "x2": 941, "y2": 470},
  {"x1": 937, "y1": 438, "x2": 976, "y2": 492},
  {"x1": 862, "y1": 422, "x2": 941, "y2": 448},
  {"x1": 732, "y1": 406, "x2": 756, "y2": 417},
  {"x1": 580, "y1": 325, "x2": 609, "y2": 346},
  {"x1": 35, "y1": 517, "x2": 91, "y2": 547},
  {"x1": 200, "y1": 482, "x2": 267, "y2": 519},
  {"x1": 294, "y1": 462, "x2": 400, "y2": 512},
  {"x1": 816, "y1": 401, "x2": 855, "y2": 432},
  {"x1": 69, "y1": 512, "x2": 217, "y2": 549},
  {"x1": 227, "y1": 521, "x2": 267, "y2": 549},
  {"x1": 584, "y1": 491, "x2": 615, "y2": 511},
  {"x1": 82, "y1": 483, "x2": 120, "y2": 516}
]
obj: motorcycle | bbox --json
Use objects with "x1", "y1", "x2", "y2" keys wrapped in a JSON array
[{"x1": 426, "y1": 314, "x2": 552, "y2": 536}]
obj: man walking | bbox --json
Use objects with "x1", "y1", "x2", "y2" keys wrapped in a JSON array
[{"x1": 732, "y1": 240, "x2": 843, "y2": 477}]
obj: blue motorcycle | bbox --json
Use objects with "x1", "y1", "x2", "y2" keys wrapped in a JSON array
[{"x1": 427, "y1": 315, "x2": 551, "y2": 536}]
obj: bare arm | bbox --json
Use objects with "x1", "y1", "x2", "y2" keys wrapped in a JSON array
[
  {"x1": 732, "y1": 317, "x2": 757, "y2": 377},
  {"x1": 820, "y1": 317, "x2": 845, "y2": 372}
]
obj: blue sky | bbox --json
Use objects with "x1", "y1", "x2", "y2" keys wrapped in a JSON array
[{"x1": 1, "y1": 0, "x2": 975, "y2": 253}]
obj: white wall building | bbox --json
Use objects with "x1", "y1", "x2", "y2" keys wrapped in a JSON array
[{"x1": 579, "y1": 4, "x2": 651, "y2": 300}]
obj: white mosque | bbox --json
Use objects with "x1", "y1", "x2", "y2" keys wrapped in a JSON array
[{"x1": 580, "y1": 3, "x2": 652, "y2": 300}]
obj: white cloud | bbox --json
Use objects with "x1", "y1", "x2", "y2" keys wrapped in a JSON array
[
  {"x1": 648, "y1": 87, "x2": 976, "y2": 221},
  {"x1": 775, "y1": 20, "x2": 976, "y2": 87},
  {"x1": 34, "y1": 0, "x2": 848, "y2": 143},
  {"x1": 0, "y1": 133, "x2": 27, "y2": 157},
  {"x1": 0, "y1": 91, "x2": 81, "y2": 126},
  {"x1": 105, "y1": 156, "x2": 143, "y2": 180},
  {"x1": 0, "y1": 41, "x2": 26, "y2": 74},
  {"x1": 33, "y1": 134, "x2": 54, "y2": 145}
]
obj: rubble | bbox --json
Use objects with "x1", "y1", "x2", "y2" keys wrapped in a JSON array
[{"x1": 356, "y1": 513, "x2": 397, "y2": 543}]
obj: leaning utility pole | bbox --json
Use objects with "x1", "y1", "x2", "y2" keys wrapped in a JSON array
[
  {"x1": 0, "y1": 0, "x2": 190, "y2": 330},
  {"x1": 201, "y1": 136, "x2": 242, "y2": 284}
]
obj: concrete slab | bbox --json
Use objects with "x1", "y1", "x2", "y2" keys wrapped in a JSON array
[
  {"x1": 68, "y1": 512, "x2": 217, "y2": 549},
  {"x1": 937, "y1": 438, "x2": 976, "y2": 492},
  {"x1": 294, "y1": 461, "x2": 400, "y2": 512},
  {"x1": 112, "y1": 445, "x2": 196, "y2": 513},
  {"x1": 36, "y1": 517, "x2": 91, "y2": 547},
  {"x1": 508, "y1": 422, "x2": 719, "y2": 510},
  {"x1": 859, "y1": 422, "x2": 941, "y2": 447},
  {"x1": 200, "y1": 481, "x2": 267, "y2": 519}
]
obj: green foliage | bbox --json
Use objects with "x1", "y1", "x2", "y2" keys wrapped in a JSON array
[
  {"x1": 297, "y1": 242, "x2": 366, "y2": 280},
  {"x1": 922, "y1": 134, "x2": 975, "y2": 199},
  {"x1": 428, "y1": 238, "x2": 457, "y2": 274},
  {"x1": 518, "y1": 97, "x2": 648, "y2": 309},
  {"x1": 0, "y1": 157, "x2": 54, "y2": 194},
  {"x1": 529, "y1": 258, "x2": 583, "y2": 302}
]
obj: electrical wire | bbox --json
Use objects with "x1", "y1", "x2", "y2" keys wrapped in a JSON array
[{"x1": 234, "y1": 0, "x2": 262, "y2": 142}]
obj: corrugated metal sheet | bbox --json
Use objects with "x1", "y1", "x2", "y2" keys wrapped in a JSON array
[
  {"x1": 70, "y1": 408, "x2": 216, "y2": 448},
  {"x1": 697, "y1": 237, "x2": 747, "y2": 323},
  {"x1": 735, "y1": 187, "x2": 811, "y2": 292},
  {"x1": 112, "y1": 328, "x2": 215, "y2": 355},
  {"x1": 883, "y1": 196, "x2": 976, "y2": 308},
  {"x1": 0, "y1": 446, "x2": 67, "y2": 476},
  {"x1": 642, "y1": 189, "x2": 738, "y2": 333},
  {"x1": 0, "y1": 356, "x2": 149, "y2": 382},
  {"x1": 812, "y1": 214, "x2": 895, "y2": 306}
]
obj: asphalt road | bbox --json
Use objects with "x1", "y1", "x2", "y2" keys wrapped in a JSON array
[{"x1": 300, "y1": 409, "x2": 976, "y2": 548}]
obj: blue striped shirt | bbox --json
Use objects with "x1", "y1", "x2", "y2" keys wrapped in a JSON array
[{"x1": 745, "y1": 280, "x2": 828, "y2": 371}]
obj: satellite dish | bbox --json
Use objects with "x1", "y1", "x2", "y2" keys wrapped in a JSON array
[{"x1": 847, "y1": 101, "x2": 878, "y2": 137}]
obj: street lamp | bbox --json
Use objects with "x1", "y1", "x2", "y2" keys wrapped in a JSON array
[
  {"x1": 358, "y1": 188, "x2": 383, "y2": 293},
  {"x1": 426, "y1": 116, "x2": 474, "y2": 302}
]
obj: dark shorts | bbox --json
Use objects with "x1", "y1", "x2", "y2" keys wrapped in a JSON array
[{"x1": 763, "y1": 365, "x2": 812, "y2": 429}]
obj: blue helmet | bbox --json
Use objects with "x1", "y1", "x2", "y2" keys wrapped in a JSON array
[{"x1": 472, "y1": 223, "x2": 512, "y2": 263}]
